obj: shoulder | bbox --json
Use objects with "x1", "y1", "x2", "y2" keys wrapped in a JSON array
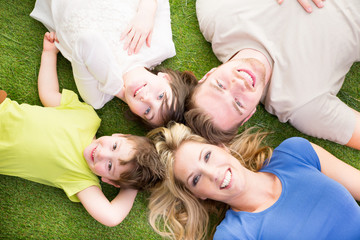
[
  {"x1": 214, "y1": 209, "x2": 255, "y2": 240},
  {"x1": 270, "y1": 137, "x2": 320, "y2": 170}
]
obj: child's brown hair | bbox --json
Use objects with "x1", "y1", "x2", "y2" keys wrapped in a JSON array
[{"x1": 113, "y1": 135, "x2": 164, "y2": 190}]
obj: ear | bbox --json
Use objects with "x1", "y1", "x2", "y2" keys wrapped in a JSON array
[
  {"x1": 101, "y1": 177, "x2": 121, "y2": 188},
  {"x1": 198, "y1": 68, "x2": 217, "y2": 83},
  {"x1": 157, "y1": 72, "x2": 171, "y2": 82},
  {"x1": 241, "y1": 108, "x2": 256, "y2": 126}
]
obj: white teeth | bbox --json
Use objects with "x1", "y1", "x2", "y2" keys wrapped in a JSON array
[
  {"x1": 238, "y1": 71, "x2": 254, "y2": 86},
  {"x1": 221, "y1": 170, "x2": 232, "y2": 188},
  {"x1": 134, "y1": 85, "x2": 145, "y2": 97}
]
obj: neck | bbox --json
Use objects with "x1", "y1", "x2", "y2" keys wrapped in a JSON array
[
  {"x1": 229, "y1": 171, "x2": 281, "y2": 213},
  {"x1": 115, "y1": 66, "x2": 147, "y2": 101},
  {"x1": 233, "y1": 48, "x2": 272, "y2": 86}
]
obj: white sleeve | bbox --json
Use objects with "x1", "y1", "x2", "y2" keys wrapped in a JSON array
[
  {"x1": 71, "y1": 32, "x2": 124, "y2": 109},
  {"x1": 288, "y1": 94, "x2": 356, "y2": 145}
]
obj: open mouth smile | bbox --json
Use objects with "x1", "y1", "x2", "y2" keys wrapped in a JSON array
[
  {"x1": 237, "y1": 69, "x2": 256, "y2": 87},
  {"x1": 91, "y1": 146, "x2": 97, "y2": 162},
  {"x1": 134, "y1": 84, "x2": 146, "y2": 97},
  {"x1": 220, "y1": 169, "x2": 232, "y2": 189}
]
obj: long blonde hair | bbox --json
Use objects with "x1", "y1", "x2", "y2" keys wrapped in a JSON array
[{"x1": 147, "y1": 123, "x2": 272, "y2": 240}]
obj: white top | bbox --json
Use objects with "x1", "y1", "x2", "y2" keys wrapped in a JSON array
[
  {"x1": 196, "y1": 0, "x2": 360, "y2": 144},
  {"x1": 31, "y1": 0, "x2": 176, "y2": 108}
]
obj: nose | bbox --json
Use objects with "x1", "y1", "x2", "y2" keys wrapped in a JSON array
[
  {"x1": 140, "y1": 88, "x2": 150, "y2": 102},
  {"x1": 95, "y1": 147, "x2": 111, "y2": 163},
  {"x1": 202, "y1": 165, "x2": 218, "y2": 183}
]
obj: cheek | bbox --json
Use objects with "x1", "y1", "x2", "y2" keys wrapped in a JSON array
[{"x1": 92, "y1": 164, "x2": 105, "y2": 176}]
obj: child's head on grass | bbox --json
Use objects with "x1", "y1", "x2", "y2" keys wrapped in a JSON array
[{"x1": 84, "y1": 134, "x2": 163, "y2": 190}]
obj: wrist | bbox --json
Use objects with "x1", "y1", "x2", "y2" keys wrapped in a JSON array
[{"x1": 138, "y1": 0, "x2": 157, "y2": 17}]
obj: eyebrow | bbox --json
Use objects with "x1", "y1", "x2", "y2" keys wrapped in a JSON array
[{"x1": 210, "y1": 80, "x2": 243, "y2": 115}]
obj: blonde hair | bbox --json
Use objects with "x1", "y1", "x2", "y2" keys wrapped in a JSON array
[{"x1": 147, "y1": 123, "x2": 272, "y2": 240}]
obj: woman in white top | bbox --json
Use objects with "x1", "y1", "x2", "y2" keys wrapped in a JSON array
[{"x1": 30, "y1": 0, "x2": 197, "y2": 127}]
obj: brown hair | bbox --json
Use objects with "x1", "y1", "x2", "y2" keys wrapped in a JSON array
[
  {"x1": 126, "y1": 68, "x2": 198, "y2": 128},
  {"x1": 185, "y1": 83, "x2": 239, "y2": 144},
  {"x1": 113, "y1": 135, "x2": 164, "y2": 190},
  {"x1": 185, "y1": 107, "x2": 238, "y2": 145}
]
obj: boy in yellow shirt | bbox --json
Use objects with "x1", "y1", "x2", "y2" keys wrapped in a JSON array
[{"x1": 0, "y1": 32, "x2": 163, "y2": 227}]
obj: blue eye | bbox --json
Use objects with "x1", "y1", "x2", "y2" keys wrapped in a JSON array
[
  {"x1": 193, "y1": 175, "x2": 200, "y2": 186},
  {"x1": 144, "y1": 107, "x2": 151, "y2": 115},
  {"x1": 113, "y1": 142, "x2": 117, "y2": 150},
  {"x1": 108, "y1": 161, "x2": 112, "y2": 171},
  {"x1": 217, "y1": 80, "x2": 225, "y2": 89},
  {"x1": 204, "y1": 151, "x2": 211, "y2": 162},
  {"x1": 158, "y1": 92, "x2": 165, "y2": 100},
  {"x1": 235, "y1": 98, "x2": 242, "y2": 108}
]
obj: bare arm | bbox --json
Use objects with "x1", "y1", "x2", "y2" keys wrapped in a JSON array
[
  {"x1": 76, "y1": 186, "x2": 138, "y2": 227},
  {"x1": 38, "y1": 32, "x2": 62, "y2": 107},
  {"x1": 277, "y1": 0, "x2": 325, "y2": 13},
  {"x1": 346, "y1": 110, "x2": 360, "y2": 150},
  {"x1": 120, "y1": 0, "x2": 157, "y2": 55},
  {"x1": 311, "y1": 143, "x2": 360, "y2": 201}
]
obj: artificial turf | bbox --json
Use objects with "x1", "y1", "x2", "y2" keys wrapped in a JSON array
[{"x1": 1, "y1": 0, "x2": 359, "y2": 239}]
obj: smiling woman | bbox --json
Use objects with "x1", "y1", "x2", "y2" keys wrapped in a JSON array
[{"x1": 147, "y1": 123, "x2": 360, "y2": 240}]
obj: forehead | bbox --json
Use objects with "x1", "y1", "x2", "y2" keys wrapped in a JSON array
[
  {"x1": 194, "y1": 85, "x2": 243, "y2": 130},
  {"x1": 174, "y1": 141, "x2": 202, "y2": 180}
]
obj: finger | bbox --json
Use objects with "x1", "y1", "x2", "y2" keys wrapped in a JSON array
[
  {"x1": 50, "y1": 32, "x2": 56, "y2": 42},
  {"x1": 298, "y1": 0, "x2": 312, "y2": 13},
  {"x1": 44, "y1": 32, "x2": 50, "y2": 40},
  {"x1": 123, "y1": 29, "x2": 135, "y2": 51},
  {"x1": 54, "y1": 32, "x2": 59, "y2": 43},
  {"x1": 277, "y1": 0, "x2": 284, "y2": 5},
  {"x1": 129, "y1": 33, "x2": 141, "y2": 55},
  {"x1": 312, "y1": 0, "x2": 324, "y2": 8},
  {"x1": 146, "y1": 31, "x2": 153, "y2": 48},
  {"x1": 120, "y1": 25, "x2": 131, "y2": 40},
  {"x1": 135, "y1": 35, "x2": 147, "y2": 54}
]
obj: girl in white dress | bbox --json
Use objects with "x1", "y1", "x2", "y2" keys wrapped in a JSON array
[{"x1": 30, "y1": 0, "x2": 197, "y2": 127}]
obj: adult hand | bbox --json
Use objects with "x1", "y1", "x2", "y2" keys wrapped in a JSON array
[
  {"x1": 120, "y1": 0, "x2": 157, "y2": 55},
  {"x1": 277, "y1": 0, "x2": 325, "y2": 13}
]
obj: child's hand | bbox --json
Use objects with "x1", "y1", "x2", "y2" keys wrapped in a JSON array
[
  {"x1": 43, "y1": 32, "x2": 59, "y2": 54},
  {"x1": 277, "y1": 0, "x2": 325, "y2": 13},
  {"x1": 120, "y1": 0, "x2": 157, "y2": 55}
]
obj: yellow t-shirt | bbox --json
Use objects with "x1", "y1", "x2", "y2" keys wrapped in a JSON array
[{"x1": 0, "y1": 89, "x2": 101, "y2": 202}]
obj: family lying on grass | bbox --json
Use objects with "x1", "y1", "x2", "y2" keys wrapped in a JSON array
[{"x1": 1, "y1": 0, "x2": 360, "y2": 239}]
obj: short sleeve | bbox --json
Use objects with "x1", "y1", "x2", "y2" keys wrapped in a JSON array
[
  {"x1": 289, "y1": 94, "x2": 356, "y2": 145},
  {"x1": 274, "y1": 137, "x2": 321, "y2": 171}
]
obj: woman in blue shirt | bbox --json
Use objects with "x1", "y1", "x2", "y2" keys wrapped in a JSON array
[{"x1": 147, "y1": 123, "x2": 360, "y2": 240}]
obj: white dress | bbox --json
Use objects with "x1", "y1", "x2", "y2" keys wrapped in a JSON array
[{"x1": 31, "y1": 0, "x2": 176, "y2": 109}]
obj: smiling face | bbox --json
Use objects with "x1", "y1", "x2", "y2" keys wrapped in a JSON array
[
  {"x1": 123, "y1": 70, "x2": 173, "y2": 126},
  {"x1": 83, "y1": 134, "x2": 135, "y2": 182},
  {"x1": 194, "y1": 58, "x2": 267, "y2": 131},
  {"x1": 173, "y1": 141, "x2": 247, "y2": 203}
]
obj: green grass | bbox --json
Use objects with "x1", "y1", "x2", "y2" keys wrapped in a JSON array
[{"x1": 0, "y1": 0, "x2": 359, "y2": 239}]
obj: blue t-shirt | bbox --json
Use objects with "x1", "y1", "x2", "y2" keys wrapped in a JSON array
[{"x1": 214, "y1": 137, "x2": 360, "y2": 240}]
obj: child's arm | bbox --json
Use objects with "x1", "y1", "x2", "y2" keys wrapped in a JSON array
[
  {"x1": 120, "y1": 0, "x2": 157, "y2": 55},
  {"x1": 311, "y1": 143, "x2": 360, "y2": 201},
  {"x1": 38, "y1": 32, "x2": 62, "y2": 107},
  {"x1": 76, "y1": 186, "x2": 138, "y2": 227},
  {"x1": 277, "y1": 0, "x2": 325, "y2": 13}
]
